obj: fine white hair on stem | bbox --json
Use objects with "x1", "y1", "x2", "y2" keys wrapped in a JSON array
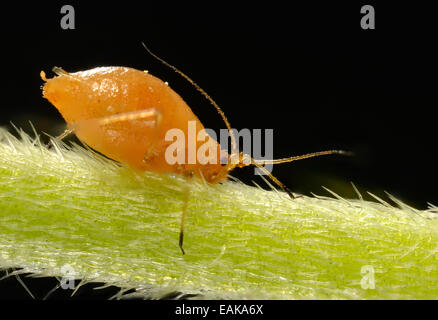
[{"x1": 0, "y1": 127, "x2": 437, "y2": 299}]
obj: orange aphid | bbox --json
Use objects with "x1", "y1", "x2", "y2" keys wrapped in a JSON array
[
  {"x1": 41, "y1": 45, "x2": 346, "y2": 254},
  {"x1": 42, "y1": 66, "x2": 228, "y2": 184}
]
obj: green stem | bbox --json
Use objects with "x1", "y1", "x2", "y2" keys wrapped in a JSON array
[{"x1": 0, "y1": 128, "x2": 437, "y2": 299}]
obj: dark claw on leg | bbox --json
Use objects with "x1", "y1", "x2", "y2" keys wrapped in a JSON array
[
  {"x1": 285, "y1": 187, "x2": 302, "y2": 200},
  {"x1": 45, "y1": 140, "x2": 54, "y2": 150},
  {"x1": 179, "y1": 232, "x2": 185, "y2": 255},
  {"x1": 285, "y1": 187, "x2": 296, "y2": 199}
]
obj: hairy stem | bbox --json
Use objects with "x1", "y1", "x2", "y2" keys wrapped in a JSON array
[{"x1": 0, "y1": 128, "x2": 436, "y2": 299}]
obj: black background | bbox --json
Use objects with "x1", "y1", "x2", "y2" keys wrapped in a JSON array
[{"x1": 0, "y1": 1, "x2": 437, "y2": 299}]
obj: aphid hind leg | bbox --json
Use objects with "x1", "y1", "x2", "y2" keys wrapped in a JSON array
[
  {"x1": 70, "y1": 108, "x2": 163, "y2": 133},
  {"x1": 179, "y1": 171, "x2": 194, "y2": 255},
  {"x1": 95, "y1": 108, "x2": 163, "y2": 127}
]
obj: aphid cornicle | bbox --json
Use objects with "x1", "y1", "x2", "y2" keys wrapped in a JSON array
[{"x1": 41, "y1": 44, "x2": 346, "y2": 254}]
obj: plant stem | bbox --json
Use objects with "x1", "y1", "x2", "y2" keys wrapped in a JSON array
[{"x1": 0, "y1": 128, "x2": 437, "y2": 299}]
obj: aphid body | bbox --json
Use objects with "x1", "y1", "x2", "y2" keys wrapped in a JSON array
[{"x1": 42, "y1": 66, "x2": 228, "y2": 183}]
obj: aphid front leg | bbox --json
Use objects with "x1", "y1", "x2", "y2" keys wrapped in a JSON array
[
  {"x1": 250, "y1": 159, "x2": 298, "y2": 199},
  {"x1": 143, "y1": 140, "x2": 171, "y2": 164}
]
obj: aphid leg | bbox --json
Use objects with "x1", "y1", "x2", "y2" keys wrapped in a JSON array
[
  {"x1": 95, "y1": 108, "x2": 163, "y2": 127},
  {"x1": 46, "y1": 128, "x2": 74, "y2": 149},
  {"x1": 179, "y1": 171, "x2": 194, "y2": 255},
  {"x1": 143, "y1": 142, "x2": 157, "y2": 163},
  {"x1": 250, "y1": 160, "x2": 298, "y2": 199},
  {"x1": 69, "y1": 108, "x2": 163, "y2": 134}
]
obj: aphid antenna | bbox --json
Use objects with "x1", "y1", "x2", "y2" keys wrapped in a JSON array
[
  {"x1": 248, "y1": 150, "x2": 352, "y2": 199},
  {"x1": 252, "y1": 150, "x2": 352, "y2": 165}
]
